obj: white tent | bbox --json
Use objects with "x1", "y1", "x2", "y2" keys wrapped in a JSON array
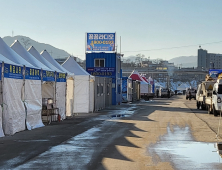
[
  {"x1": 177, "y1": 83, "x2": 190, "y2": 91},
  {"x1": 11, "y1": 40, "x2": 56, "y2": 130},
  {"x1": 129, "y1": 70, "x2": 148, "y2": 94},
  {"x1": 0, "y1": 37, "x2": 38, "y2": 135},
  {"x1": 28, "y1": 46, "x2": 67, "y2": 120},
  {"x1": 0, "y1": 54, "x2": 20, "y2": 137},
  {"x1": 62, "y1": 56, "x2": 94, "y2": 114},
  {"x1": 41, "y1": 50, "x2": 73, "y2": 119}
]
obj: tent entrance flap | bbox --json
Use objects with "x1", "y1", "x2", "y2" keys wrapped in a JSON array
[
  {"x1": 3, "y1": 78, "x2": 26, "y2": 135},
  {"x1": 66, "y1": 78, "x2": 74, "y2": 117},
  {"x1": 24, "y1": 79, "x2": 44, "y2": 130},
  {"x1": 56, "y1": 82, "x2": 66, "y2": 119}
]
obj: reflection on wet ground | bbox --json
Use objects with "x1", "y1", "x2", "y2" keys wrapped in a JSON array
[{"x1": 149, "y1": 126, "x2": 222, "y2": 169}]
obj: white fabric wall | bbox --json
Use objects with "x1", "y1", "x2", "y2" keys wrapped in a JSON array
[
  {"x1": 74, "y1": 76, "x2": 90, "y2": 113},
  {"x1": 56, "y1": 82, "x2": 66, "y2": 119},
  {"x1": 140, "y1": 84, "x2": 149, "y2": 94},
  {"x1": 3, "y1": 78, "x2": 26, "y2": 135},
  {"x1": 0, "y1": 106, "x2": 4, "y2": 137},
  {"x1": 24, "y1": 79, "x2": 44, "y2": 130},
  {"x1": 89, "y1": 79, "x2": 94, "y2": 112},
  {"x1": 66, "y1": 78, "x2": 74, "y2": 117}
]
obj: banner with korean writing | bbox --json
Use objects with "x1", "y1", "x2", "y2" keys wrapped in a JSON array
[
  {"x1": 4, "y1": 63, "x2": 23, "y2": 79},
  {"x1": 87, "y1": 67, "x2": 116, "y2": 77},
  {"x1": 56, "y1": 72, "x2": 66, "y2": 82},
  {"x1": 86, "y1": 33, "x2": 115, "y2": 52},
  {"x1": 25, "y1": 67, "x2": 41, "y2": 80},
  {"x1": 42, "y1": 70, "x2": 55, "y2": 81}
]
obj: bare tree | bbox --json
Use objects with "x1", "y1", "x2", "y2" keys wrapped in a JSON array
[
  {"x1": 20, "y1": 38, "x2": 31, "y2": 49},
  {"x1": 135, "y1": 54, "x2": 145, "y2": 67}
]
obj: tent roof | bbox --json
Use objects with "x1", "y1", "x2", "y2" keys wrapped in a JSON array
[
  {"x1": 177, "y1": 83, "x2": 190, "y2": 90},
  {"x1": 62, "y1": 56, "x2": 90, "y2": 76},
  {"x1": 129, "y1": 70, "x2": 148, "y2": 84},
  {"x1": 0, "y1": 37, "x2": 34, "y2": 68},
  {"x1": 141, "y1": 76, "x2": 149, "y2": 83},
  {"x1": 41, "y1": 50, "x2": 72, "y2": 74},
  {"x1": 0, "y1": 53, "x2": 20, "y2": 66},
  {"x1": 28, "y1": 46, "x2": 62, "y2": 72},
  {"x1": 11, "y1": 40, "x2": 52, "y2": 71}
]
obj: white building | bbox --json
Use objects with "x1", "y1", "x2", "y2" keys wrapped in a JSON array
[{"x1": 198, "y1": 49, "x2": 222, "y2": 69}]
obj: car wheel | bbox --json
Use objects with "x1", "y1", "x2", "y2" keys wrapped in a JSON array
[
  {"x1": 213, "y1": 105, "x2": 218, "y2": 116},
  {"x1": 207, "y1": 105, "x2": 211, "y2": 114},
  {"x1": 201, "y1": 103, "x2": 205, "y2": 110},
  {"x1": 197, "y1": 102, "x2": 200, "y2": 109}
]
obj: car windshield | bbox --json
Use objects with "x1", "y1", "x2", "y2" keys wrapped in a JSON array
[{"x1": 218, "y1": 85, "x2": 222, "y2": 94}]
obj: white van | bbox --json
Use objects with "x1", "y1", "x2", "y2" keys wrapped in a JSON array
[{"x1": 212, "y1": 80, "x2": 222, "y2": 116}]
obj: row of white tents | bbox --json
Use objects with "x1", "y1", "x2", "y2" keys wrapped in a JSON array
[{"x1": 0, "y1": 37, "x2": 96, "y2": 137}]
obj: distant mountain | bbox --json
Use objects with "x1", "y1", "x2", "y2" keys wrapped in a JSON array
[
  {"x1": 169, "y1": 56, "x2": 197, "y2": 68},
  {"x1": 3, "y1": 35, "x2": 82, "y2": 62}
]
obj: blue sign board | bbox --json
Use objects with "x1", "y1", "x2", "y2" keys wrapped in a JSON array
[
  {"x1": 87, "y1": 67, "x2": 116, "y2": 77},
  {"x1": 25, "y1": 67, "x2": 41, "y2": 80},
  {"x1": 56, "y1": 72, "x2": 66, "y2": 82},
  {"x1": 209, "y1": 69, "x2": 222, "y2": 79},
  {"x1": 86, "y1": 33, "x2": 115, "y2": 52},
  {"x1": 42, "y1": 70, "x2": 55, "y2": 81},
  {"x1": 4, "y1": 63, "x2": 23, "y2": 79}
]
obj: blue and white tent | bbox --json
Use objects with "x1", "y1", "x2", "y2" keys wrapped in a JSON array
[
  {"x1": 28, "y1": 46, "x2": 67, "y2": 120},
  {"x1": 0, "y1": 37, "x2": 39, "y2": 135},
  {"x1": 11, "y1": 40, "x2": 57, "y2": 130}
]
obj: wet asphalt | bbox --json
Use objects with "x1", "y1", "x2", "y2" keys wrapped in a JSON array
[
  {"x1": 1, "y1": 96, "x2": 221, "y2": 169},
  {"x1": 0, "y1": 102, "x2": 149, "y2": 169}
]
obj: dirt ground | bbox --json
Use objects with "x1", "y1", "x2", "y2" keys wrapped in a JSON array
[
  {"x1": 1, "y1": 95, "x2": 222, "y2": 170},
  {"x1": 101, "y1": 95, "x2": 221, "y2": 170}
]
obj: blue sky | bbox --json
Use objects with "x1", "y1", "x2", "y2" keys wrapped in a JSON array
[{"x1": 0, "y1": 0, "x2": 222, "y2": 60}]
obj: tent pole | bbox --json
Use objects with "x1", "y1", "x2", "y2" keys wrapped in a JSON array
[{"x1": 1, "y1": 62, "x2": 4, "y2": 133}]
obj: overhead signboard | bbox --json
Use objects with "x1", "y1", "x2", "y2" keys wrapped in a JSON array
[
  {"x1": 56, "y1": 72, "x2": 66, "y2": 82},
  {"x1": 42, "y1": 70, "x2": 55, "y2": 82},
  {"x1": 25, "y1": 67, "x2": 41, "y2": 80},
  {"x1": 4, "y1": 63, "x2": 23, "y2": 79},
  {"x1": 86, "y1": 33, "x2": 115, "y2": 52}
]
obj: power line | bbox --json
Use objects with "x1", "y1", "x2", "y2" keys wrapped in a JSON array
[{"x1": 122, "y1": 40, "x2": 222, "y2": 53}]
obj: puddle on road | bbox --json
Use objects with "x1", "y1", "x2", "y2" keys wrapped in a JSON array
[{"x1": 149, "y1": 126, "x2": 222, "y2": 169}]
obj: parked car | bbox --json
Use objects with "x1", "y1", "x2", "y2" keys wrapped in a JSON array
[
  {"x1": 177, "y1": 90, "x2": 183, "y2": 95},
  {"x1": 186, "y1": 88, "x2": 197, "y2": 100}
]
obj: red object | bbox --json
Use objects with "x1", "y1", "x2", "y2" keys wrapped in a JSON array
[
  {"x1": 129, "y1": 70, "x2": 147, "y2": 83},
  {"x1": 141, "y1": 76, "x2": 149, "y2": 83},
  {"x1": 58, "y1": 114, "x2": 61, "y2": 122}
]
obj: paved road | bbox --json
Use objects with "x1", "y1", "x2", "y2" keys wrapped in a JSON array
[{"x1": 0, "y1": 96, "x2": 222, "y2": 169}]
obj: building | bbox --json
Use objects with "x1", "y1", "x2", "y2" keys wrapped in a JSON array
[
  {"x1": 86, "y1": 52, "x2": 122, "y2": 105},
  {"x1": 198, "y1": 49, "x2": 222, "y2": 70}
]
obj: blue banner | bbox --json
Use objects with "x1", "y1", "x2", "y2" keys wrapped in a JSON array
[
  {"x1": 4, "y1": 63, "x2": 23, "y2": 79},
  {"x1": 42, "y1": 70, "x2": 55, "y2": 81},
  {"x1": 87, "y1": 67, "x2": 116, "y2": 77},
  {"x1": 25, "y1": 67, "x2": 41, "y2": 80},
  {"x1": 86, "y1": 33, "x2": 115, "y2": 52},
  {"x1": 56, "y1": 72, "x2": 66, "y2": 82},
  {"x1": 209, "y1": 69, "x2": 222, "y2": 79}
]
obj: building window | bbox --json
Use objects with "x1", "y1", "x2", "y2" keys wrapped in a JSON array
[{"x1": 95, "y1": 59, "x2": 105, "y2": 67}]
